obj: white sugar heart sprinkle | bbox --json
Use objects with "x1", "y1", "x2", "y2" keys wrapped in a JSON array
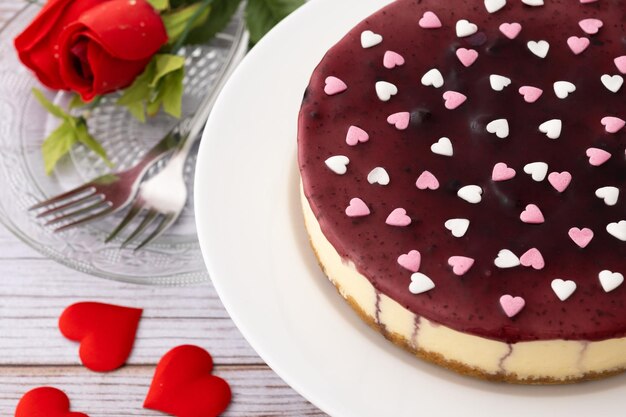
[
  {"x1": 527, "y1": 40, "x2": 549, "y2": 58},
  {"x1": 595, "y1": 186, "x2": 619, "y2": 206},
  {"x1": 489, "y1": 74, "x2": 512, "y2": 91},
  {"x1": 456, "y1": 19, "x2": 478, "y2": 38},
  {"x1": 484, "y1": 0, "x2": 506, "y2": 13},
  {"x1": 607, "y1": 221, "x2": 626, "y2": 241},
  {"x1": 539, "y1": 119, "x2": 562, "y2": 139},
  {"x1": 324, "y1": 155, "x2": 349, "y2": 175},
  {"x1": 361, "y1": 30, "x2": 383, "y2": 48},
  {"x1": 409, "y1": 272, "x2": 435, "y2": 295},
  {"x1": 445, "y1": 218, "x2": 470, "y2": 238},
  {"x1": 499, "y1": 295, "x2": 525, "y2": 318},
  {"x1": 421, "y1": 68, "x2": 444, "y2": 88},
  {"x1": 431, "y1": 137, "x2": 453, "y2": 156},
  {"x1": 486, "y1": 119, "x2": 509, "y2": 138},
  {"x1": 367, "y1": 167, "x2": 390, "y2": 186},
  {"x1": 554, "y1": 81, "x2": 576, "y2": 99},
  {"x1": 386, "y1": 208, "x2": 411, "y2": 227},
  {"x1": 457, "y1": 185, "x2": 483, "y2": 204},
  {"x1": 492, "y1": 162, "x2": 516, "y2": 181},
  {"x1": 376, "y1": 81, "x2": 398, "y2": 101},
  {"x1": 523, "y1": 162, "x2": 549, "y2": 182},
  {"x1": 599, "y1": 270, "x2": 624, "y2": 293},
  {"x1": 551, "y1": 279, "x2": 577, "y2": 301},
  {"x1": 345, "y1": 198, "x2": 370, "y2": 217},
  {"x1": 522, "y1": 0, "x2": 543, "y2": 5},
  {"x1": 601, "y1": 74, "x2": 624, "y2": 93},
  {"x1": 495, "y1": 250, "x2": 520, "y2": 269}
]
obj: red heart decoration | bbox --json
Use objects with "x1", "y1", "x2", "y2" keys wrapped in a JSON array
[
  {"x1": 58, "y1": 302, "x2": 142, "y2": 372},
  {"x1": 15, "y1": 387, "x2": 88, "y2": 417},
  {"x1": 144, "y1": 345, "x2": 232, "y2": 417}
]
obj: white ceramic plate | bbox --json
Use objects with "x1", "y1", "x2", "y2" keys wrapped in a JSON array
[{"x1": 195, "y1": 0, "x2": 626, "y2": 415}]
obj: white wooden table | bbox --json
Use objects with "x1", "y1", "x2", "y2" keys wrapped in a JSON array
[{"x1": 0, "y1": 2, "x2": 325, "y2": 415}]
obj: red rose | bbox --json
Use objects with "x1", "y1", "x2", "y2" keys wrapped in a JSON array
[{"x1": 15, "y1": 0, "x2": 168, "y2": 101}]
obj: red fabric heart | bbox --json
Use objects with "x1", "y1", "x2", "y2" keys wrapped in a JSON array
[
  {"x1": 58, "y1": 302, "x2": 142, "y2": 372},
  {"x1": 144, "y1": 345, "x2": 232, "y2": 417},
  {"x1": 15, "y1": 387, "x2": 88, "y2": 417}
]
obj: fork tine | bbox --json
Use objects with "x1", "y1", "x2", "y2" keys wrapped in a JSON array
[
  {"x1": 105, "y1": 201, "x2": 144, "y2": 243},
  {"x1": 36, "y1": 194, "x2": 104, "y2": 219},
  {"x1": 45, "y1": 201, "x2": 111, "y2": 226},
  {"x1": 30, "y1": 185, "x2": 96, "y2": 211},
  {"x1": 121, "y1": 209, "x2": 159, "y2": 248},
  {"x1": 53, "y1": 206, "x2": 115, "y2": 233},
  {"x1": 134, "y1": 213, "x2": 177, "y2": 251}
]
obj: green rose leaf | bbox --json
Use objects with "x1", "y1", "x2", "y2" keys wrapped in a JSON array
[
  {"x1": 41, "y1": 122, "x2": 77, "y2": 175},
  {"x1": 147, "y1": 0, "x2": 169, "y2": 11},
  {"x1": 186, "y1": 0, "x2": 242, "y2": 45},
  {"x1": 162, "y1": 2, "x2": 211, "y2": 45},
  {"x1": 246, "y1": 0, "x2": 304, "y2": 44}
]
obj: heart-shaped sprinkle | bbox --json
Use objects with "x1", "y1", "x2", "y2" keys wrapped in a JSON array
[
  {"x1": 567, "y1": 36, "x2": 590, "y2": 55},
  {"x1": 615, "y1": 56, "x2": 626, "y2": 74},
  {"x1": 443, "y1": 91, "x2": 467, "y2": 109},
  {"x1": 490, "y1": 74, "x2": 512, "y2": 91},
  {"x1": 456, "y1": 19, "x2": 478, "y2": 38},
  {"x1": 548, "y1": 171, "x2": 572, "y2": 193},
  {"x1": 431, "y1": 137, "x2": 453, "y2": 156},
  {"x1": 445, "y1": 218, "x2": 470, "y2": 238},
  {"x1": 601, "y1": 116, "x2": 625, "y2": 133},
  {"x1": 367, "y1": 167, "x2": 390, "y2": 185},
  {"x1": 492, "y1": 162, "x2": 516, "y2": 181},
  {"x1": 523, "y1": 162, "x2": 549, "y2": 182},
  {"x1": 376, "y1": 81, "x2": 398, "y2": 101},
  {"x1": 607, "y1": 220, "x2": 626, "y2": 241},
  {"x1": 448, "y1": 256, "x2": 475, "y2": 276},
  {"x1": 520, "y1": 204, "x2": 545, "y2": 224},
  {"x1": 522, "y1": 0, "x2": 543, "y2": 5},
  {"x1": 16, "y1": 387, "x2": 88, "y2": 417},
  {"x1": 580, "y1": 0, "x2": 598, "y2": 3},
  {"x1": 486, "y1": 119, "x2": 509, "y2": 138},
  {"x1": 586, "y1": 148, "x2": 611, "y2": 166},
  {"x1": 520, "y1": 248, "x2": 545, "y2": 270},
  {"x1": 324, "y1": 76, "x2": 347, "y2": 96},
  {"x1": 499, "y1": 295, "x2": 525, "y2": 318},
  {"x1": 539, "y1": 119, "x2": 562, "y2": 139},
  {"x1": 457, "y1": 185, "x2": 483, "y2": 204},
  {"x1": 554, "y1": 81, "x2": 576, "y2": 99},
  {"x1": 325, "y1": 155, "x2": 349, "y2": 175},
  {"x1": 499, "y1": 22, "x2": 522, "y2": 39},
  {"x1": 387, "y1": 112, "x2": 410, "y2": 130},
  {"x1": 409, "y1": 272, "x2": 435, "y2": 294},
  {"x1": 345, "y1": 198, "x2": 370, "y2": 217},
  {"x1": 494, "y1": 249, "x2": 520, "y2": 269},
  {"x1": 551, "y1": 279, "x2": 577, "y2": 301},
  {"x1": 601, "y1": 74, "x2": 624, "y2": 93},
  {"x1": 386, "y1": 208, "x2": 411, "y2": 227},
  {"x1": 361, "y1": 30, "x2": 383, "y2": 48},
  {"x1": 519, "y1": 86, "x2": 543, "y2": 103},
  {"x1": 398, "y1": 250, "x2": 421, "y2": 272},
  {"x1": 579, "y1": 18, "x2": 603, "y2": 35},
  {"x1": 456, "y1": 48, "x2": 478, "y2": 67},
  {"x1": 383, "y1": 51, "x2": 405, "y2": 69},
  {"x1": 569, "y1": 227, "x2": 594, "y2": 248},
  {"x1": 419, "y1": 11, "x2": 442, "y2": 29},
  {"x1": 599, "y1": 270, "x2": 624, "y2": 292},
  {"x1": 421, "y1": 68, "x2": 444, "y2": 88},
  {"x1": 527, "y1": 40, "x2": 549, "y2": 58},
  {"x1": 346, "y1": 125, "x2": 369, "y2": 146},
  {"x1": 485, "y1": 0, "x2": 506, "y2": 13},
  {"x1": 416, "y1": 170, "x2": 439, "y2": 190},
  {"x1": 595, "y1": 186, "x2": 619, "y2": 206}
]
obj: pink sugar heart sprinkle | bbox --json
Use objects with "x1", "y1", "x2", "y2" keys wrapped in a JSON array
[
  {"x1": 387, "y1": 112, "x2": 410, "y2": 130},
  {"x1": 499, "y1": 22, "x2": 522, "y2": 39},
  {"x1": 615, "y1": 56, "x2": 626, "y2": 74},
  {"x1": 579, "y1": 18, "x2": 603, "y2": 35},
  {"x1": 346, "y1": 125, "x2": 369, "y2": 146},
  {"x1": 345, "y1": 198, "x2": 370, "y2": 218},
  {"x1": 500, "y1": 295, "x2": 525, "y2": 318},
  {"x1": 586, "y1": 148, "x2": 611, "y2": 166},
  {"x1": 580, "y1": 0, "x2": 598, "y2": 3},
  {"x1": 448, "y1": 256, "x2": 475, "y2": 276},
  {"x1": 520, "y1": 248, "x2": 545, "y2": 270},
  {"x1": 601, "y1": 116, "x2": 626, "y2": 133},
  {"x1": 456, "y1": 48, "x2": 478, "y2": 67},
  {"x1": 415, "y1": 170, "x2": 440, "y2": 190},
  {"x1": 492, "y1": 162, "x2": 516, "y2": 181},
  {"x1": 442, "y1": 91, "x2": 467, "y2": 110},
  {"x1": 324, "y1": 76, "x2": 347, "y2": 96},
  {"x1": 568, "y1": 227, "x2": 594, "y2": 248},
  {"x1": 520, "y1": 204, "x2": 545, "y2": 224},
  {"x1": 386, "y1": 208, "x2": 411, "y2": 227},
  {"x1": 547, "y1": 171, "x2": 572, "y2": 193},
  {"x1": 567, "y1": 36, "x2": 590, "y2": 55},
  {"x1": 383, "y1": 51, "x2": 405, "y2": 69},
  {"x1": 419, "y1": 11, "x2": 442, "y2": 29},
  {"x1": 518, "y1": 86, "x2": 543, "y2": 103},
  {"x1": 398, "y1": 250, "x2": 421, "y2": 272}
]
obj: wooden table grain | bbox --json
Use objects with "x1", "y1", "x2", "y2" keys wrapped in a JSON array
[{"x1": 0, "y1": 2, "x2": 325, "y2": 415}]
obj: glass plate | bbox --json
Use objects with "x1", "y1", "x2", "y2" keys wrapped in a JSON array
[{"x1": 0, "y1": 2, "x2": 247, "y2": 285}]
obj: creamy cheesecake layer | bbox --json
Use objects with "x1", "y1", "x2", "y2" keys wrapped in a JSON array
[{"x1": 302, "y1": 188, "x2": 626, "y2": 383}]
